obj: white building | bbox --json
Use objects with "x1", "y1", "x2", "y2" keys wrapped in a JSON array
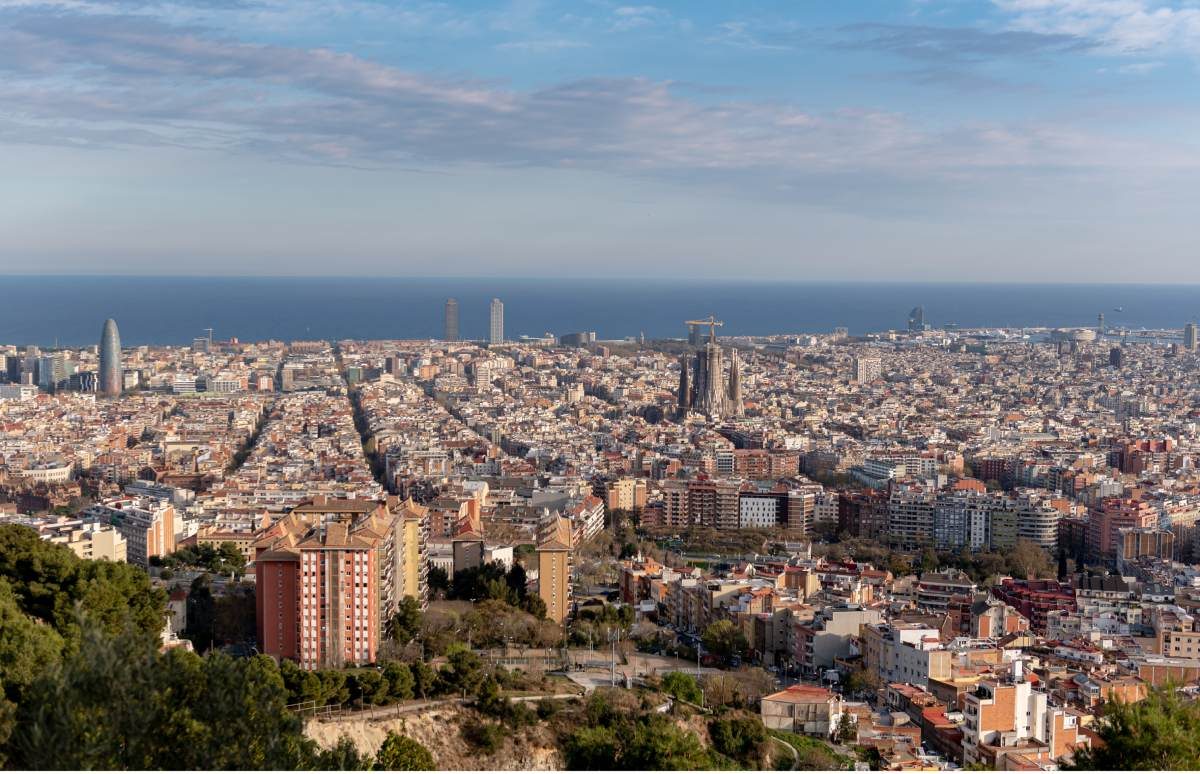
[
  {"x1": 0, "y1": 384, "x2": 39, "y2": 401},
  {"x1": 740, "y1": 495, "x2": 780, "y2": 529}
]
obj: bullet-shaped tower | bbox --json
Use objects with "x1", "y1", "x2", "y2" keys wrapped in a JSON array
[{"x1": 98, "y1": 318, "x2": 122, "y2": 397}]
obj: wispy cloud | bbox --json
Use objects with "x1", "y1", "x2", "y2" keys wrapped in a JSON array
[
  {"x1": 0, "y1": 1, "x2": 1196, "y2": 223},
  {"x1": 495, "y1": 37, "x2": 588, "y2": 52},
  {"x1": 838, "y1": 22, "x2": 1092, "y2": 62},
  {"x1": 609, "y1": 4, "x2": 672, "y2": 32},
  {"x1": 0, "y1": 9, "x2": 1190, "y2": 195},
  {"x1": 993, "y1": 0, "x2": 1200, "y2": 56}
]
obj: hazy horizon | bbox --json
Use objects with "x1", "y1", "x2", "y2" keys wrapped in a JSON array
[
  {"x1": 4, "y1": 273, "x2": 1200, "y2": 287},
  {"x1": 3, "y1": 276, "x2": 1197, "y2": 347}
]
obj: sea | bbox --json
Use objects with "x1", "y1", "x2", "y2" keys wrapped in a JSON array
[{"x1": 0, "y1": 276, "x2": 1197, "y2": 347}]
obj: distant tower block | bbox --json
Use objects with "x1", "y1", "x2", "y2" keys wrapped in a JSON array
[
  {"x1": 444, "y1": 298, "x2": 460, "y2": 342},
  {"x1": 98, "y1": 318, "x2": 122, "y2": 397},
  {"x1": 907, "y1": 306, "x2": 926, "y2": 332},
  {"x1": 1097, "y1": 312, "x2": 1105, "y2": 335},
  {"x1": 489, "y1": 298, "x2": 504, "y2": 345}
]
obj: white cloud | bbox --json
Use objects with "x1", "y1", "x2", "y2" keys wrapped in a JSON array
[
  {"x1": 610, "y1": 4, "x2": 671, "y2": 31},
  {"x1": 0, "y1": 8, "x2": 1195, "y2": 211},
  {"x1": 994, "y1": 0, "x2": 1200, "y2": 56}
]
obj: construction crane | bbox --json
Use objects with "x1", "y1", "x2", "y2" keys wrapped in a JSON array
[{"x1": 685, "y1": 315, "x2": 724, "y2": 344}]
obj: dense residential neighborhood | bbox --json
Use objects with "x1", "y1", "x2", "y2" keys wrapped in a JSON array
[{"x1": 5, "y1": 320, "x2": 1200, "y2": 769}]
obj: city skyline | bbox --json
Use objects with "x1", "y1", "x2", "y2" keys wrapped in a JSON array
[
  {"x1": 6, "y1": 276, "x2": 1200, "y2": 348},
  {"x1": 3, "y1": 1, "x2": 1200, "y2": 281}
]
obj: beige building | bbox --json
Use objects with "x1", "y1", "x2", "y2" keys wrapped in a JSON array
[
  {"x1": 1160, "y1": 629, "x2": 1200, "y2": 659},
  {"x1": 761, "y1": 684, "x2": 844, "y2": 737},
  {"x1": 604, "y1": 477, "x2": 647, "y2": 513},
  {"x1": 84, "y1": 496, "x2": 176, "y2": 568},
  {"x1": 36, "y1": 518, "x2": 127, "y2": 563},
  {"x1": 398, "y1": 500, "x2": 430, "y2": 606},
  {"x1": 537, "y1": 516, "x2": 573, "y2": 624},
  {"x1": 961, "y1": 663, "x2": 1087, "y2": 768}
]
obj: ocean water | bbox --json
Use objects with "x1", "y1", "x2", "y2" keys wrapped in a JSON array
[{"x1": 0, "y1": 276, "x2": 1197, "y2": 347}]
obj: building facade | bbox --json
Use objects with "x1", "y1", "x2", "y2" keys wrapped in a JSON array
[
  {"x1": 99, "y1": 317, "x2": 122, "y2": 397},
  {"x1": 489, "y1": 298, "x2": 504, "y2": 345}
]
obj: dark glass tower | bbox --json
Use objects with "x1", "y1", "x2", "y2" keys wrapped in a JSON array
[{"x1": 99, "y1": 318, "x2": 122, "y2": 397}]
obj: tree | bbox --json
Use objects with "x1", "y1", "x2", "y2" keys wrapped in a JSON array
[
  {"x1": 212, "y1": 583, "x2": 256, "y2": 647},
  {"x1": 1008, "y1": 539, "x2": 1053, "y2": 580},
  {"x1": 700, "y1": 673, "x2": 741, "y2": 708},
  {"x1": 843, "y1": 667, "x2": 880, "y2": 697},
  {"x1": 708, "y1": 715, "x2": 768, "y2": 765},
  {"x1": 427, "y1": 566, "x2": 449, "y2": 595},
  {"x1": 563, "y1": 725, "x2": 621, "y2": 769},
  {"x1": 375, "y1": 731, "x2": 435, "y2": 770},
  {"x1": 0, "y1": 524, "x2": 166, "y2": 646},
  {"x1": 622, "y1": 715, "x2": 711, "y2": 770},
  {"x1": 918, "y1": 547, "x2": 939, "y2": 573},
  {"x1": 383, "y1": 661, "x2": 414, "y2": 702},
  {"x1": 0, "y1": 580, "x2": 64, "y2": 703},
  {"x1": 10, "y1": 623, "x2": 319, "y2": 770},
  {"x1": 391, "y1": 595, "x2": 423, "y2": 643},
  {"x1": 475, "y1": 677, "x2": 505, "y2": 716},
  {"x1": 731, "y1": 667, "x2": 775, "y2": 705},
  {"x1": 661, "y1": 672, "x2": 703, "y2": 705},
  {"x1": 349, "y1": 669, "x2": 389, "y2": 707},
  {"x1": 410, "y1": 661, "x2": 438, "y2": 700},
  {"x1": 439, "y1": 644, "x2": 483, "y2": 696},
  {"x1": 702, "y1": 620, "x2": 748, "y2": 665},
  {"x1": 184, "y1": 574, "x2": 216, "y2": 652},
  {"x1": 1066, "y1": 688, "x2": 1200, "y2": 770},
  {"x1": 315, "y1": 736, "x2": 372, "y2": 770},
  {"x1": 460, "y1": 718, "x2": 506, "y2": 754},
  {"x1": 521, "y1": 593, "x2": 547, "y2": 620},
  {"x1": 505, "y1": 564, "x2": 528, "y2": 597},
  {"x1": 835, "y1": 712, "x2": 858, "y2": 744},
  {"x1": 215, "y1": 542, "x2": 246, "y2": 576}
]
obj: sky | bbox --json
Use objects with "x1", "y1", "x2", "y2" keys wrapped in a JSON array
[{"x1": 1, "y1": 0, "x2": 1199, "y2": 281}]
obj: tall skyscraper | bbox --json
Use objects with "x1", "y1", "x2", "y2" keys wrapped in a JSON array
[
  {"x1": 99, "y1": 318, "x2": 122, "y2": 397},
  {"x1": 444, "y1": 298, "x2": 459, "y2": 342},
  {"x1": 907, "y1": 306, "x2": 926, "y2": 332},
  {"x1": 1185, "y1": 322, "x2": 1198, "y2": 352},
  {"x1": 489, "y1": 298, "x2": 504, "y2": 345}
]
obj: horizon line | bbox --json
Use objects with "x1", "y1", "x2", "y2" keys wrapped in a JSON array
[{"x1": 2, "y1": 273, "x2": 1199, "y2": 287}]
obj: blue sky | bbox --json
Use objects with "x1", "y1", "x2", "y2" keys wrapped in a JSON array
[{"x1": 1, "y1": 0, "x2": 1199, "y2": 281}]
